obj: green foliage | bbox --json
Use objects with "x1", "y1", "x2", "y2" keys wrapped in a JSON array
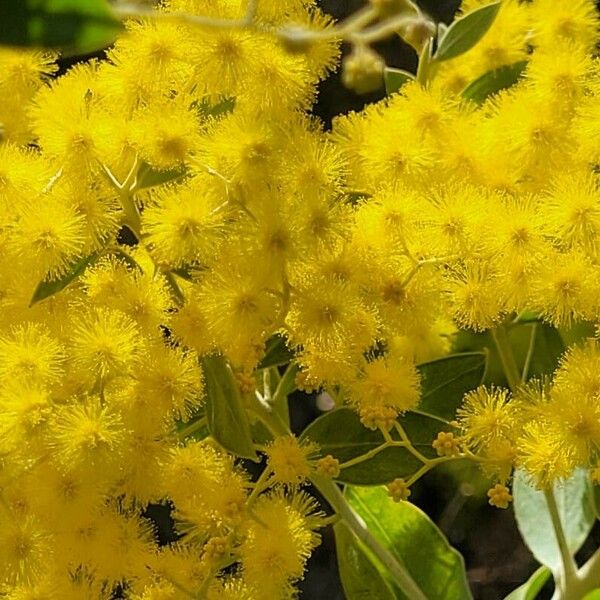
[
  {"x1": 334, "y1": 522, "x2": 396, "y2": 600},
  {"x1": 504, "y1": 566, "x2": 552, "y2": 600},
  {"x1": 346, "y1": 486, "x2": 472, "y2": 600},
  {"x1": 258, "y1": 334, "x2": 295, "y2": 369},
  {"x1": 462, "y1": 61, "x2": 528, "y2": 104},
  {"x1": 201, "y1": 355, "x2": 258, "y2": 460},
  {"x1": 435, "y1": 1, "x2": 501, "y2": 62},
  {"x1": 384, "y1": 67, "x2": 415, "y2": 95},
  {"x1": 418, "y1": 352, "x2": 487, "y2": 421},
  {"x1": 456, "y1": 323, "x2": 564, "y2": 386},
  {"x1": 592, "y1": 479, "x2": 600, "y2": 521},
  {"x1": 513, "y1": 469, "x2": 594, "y2": 573},
  {"x1": 301, "y1": 407, "x2": 423, "y2": 484},
  {"x1": 30, "y1": 250, "x2": 101, "y2": 306},
  {"x1": 301, "y1": 353, "x2": 485, "y2": 484},
  {"x1": 136, "y1": 163, "x2": 187, "y2": 191},
  {"x1": 0, "y1": 0, "x2": 122, "y2": 54}
]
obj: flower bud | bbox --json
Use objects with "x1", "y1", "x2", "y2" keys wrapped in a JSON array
[
  {"x1": 279, "y1": 26, "x2": 315, "y2": 54},
  {"x1": 370, "y1": 0, "x2": 418, "y2": 18},
  {"x1": 401, "y1": 17, "x2": 436, "y2": 53},
  {"x1": 387, "y1": 478, "x2": 411, "y2": 502},
  {"x1": 342, "y1": 46, "x2": 385, "y2": 94}
]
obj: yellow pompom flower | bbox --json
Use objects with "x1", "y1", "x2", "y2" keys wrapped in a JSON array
[
  {"x1": 240, "y1": 491, "x2": 323, "y2": 599},
  {"x1": 68, "y1": 307, "x2": 141, "y2": 386},
  {"x1": 517, "y1": 422, "x2": 576, "y2": 488},
  {"x1": 544, "y1": 171, "x2": 600, "y2": 256},
  {"x1": 11, "y1": 192, "x2": 86, "y2": 278},
  {"x1": 458, "y1": 386, "x2": 518, "y2": 451},
  {"x1": 143, "y1": 175, "x2": 229, "y2": 269},
  {"x1": 349, "y1": 351, "x2": 421, "y2": 422},
  {"x1": 530, "y1": 0, "x2": 599, "y2": 51},
  {"x1": 0, "y1": 516, "x2": 53, "y2": 585},
  {"x1": 49, "y1": 398, "x2": 125, "y2": 474},
  {"x1": 130, "y1": 95, "x2": 201, "y2": 170},
  {"x1": 266, "y1": 436, "x2": 318, "y2": 486},
  {"x1": 134, "y1": 342, "x2": 204, "y2": 420},
  {"x1": 0, "y1": 323, "x2": 64, "y2": 386}
]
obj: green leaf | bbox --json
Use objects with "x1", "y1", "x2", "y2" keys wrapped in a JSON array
[
  {"x1": 384, "y1": 67, "x2": 415, "y2": 95},
  {"x1": 435, "y1": 1, "x2": 501, "y2": 62},
  {"x1": 201, "y1": 355, "x2": 257, "y2": 460},
  {"x1": 300, "y1": 352, "x2": 485, "y2": 484},
  {"x1": 196, "y1": 96, "x2": 236, "y2": 119},
  {"x1": 258, "y1": 334, "x2": 294, "y2": 369},
  {"x1": 418, "y1": 352, "x2": 487, "y2": 421},
  {"x1": 176, "y1": 415, "x2": 210, "y2": 442},
  {"x1": 136, "y1": 163, "x2": 186, "y2": 191},
  {"x1": 300, "y1": 408, "x2": 423, "y2": 485},
  {"x1": 583, "y1": 591, "x2": 600, "y2": 600},
  {"x1": 113, "y1": 250, "x2": 143, "y2": 272},
  {"x1": 526, "y1": 323, "x2": 565, "y2": 378},
  {"x1": 0, "y1": 0, "x2": 122, "y2": 55},
  {"x1": 462, "y1": 61, "x2": 528, "y2": 104},
  {"x1": 592, "y1": 480, "x2": 600, "y2": 521},
  {"x1": 504, "y1": 566, "x2": 551, "y2": 600},
  {"x1": 334, "y1": 522, "x2": 396, "y2": 600},
  {"x1": 559, "y1": 320, "x2": 596, "y2": 348},
  {"x1": 30, "y1": 251, "x2": 101, "y2": 306},
  {"x1": 347, "y1": 486, "x2": 472, "y2": 600},
  {"x1": 513, "y1": 468, "x2": 594, "y2": 573}
]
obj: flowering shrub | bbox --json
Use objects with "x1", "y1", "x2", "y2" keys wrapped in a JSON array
[{"x1": 3, "y1": 0, "x2": 600, "y2": 598}]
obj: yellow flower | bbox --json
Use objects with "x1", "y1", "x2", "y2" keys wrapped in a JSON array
[
  {"x1": 240, "y1": 491, "x2": 323, "y2": 598},
  {"x1": 458, "y1": 386, "x2": 518, "y2": 451},
  {"x1": 266, "y1": 436, "x2": 318, "y2": 486}
]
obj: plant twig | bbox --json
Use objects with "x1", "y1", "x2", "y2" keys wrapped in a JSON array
[
  {"x1": 544, "y1": 488, "x2": 578, "y2": 595},
  {"x1": 491, "y1": 326, "x2": 521, "y2": 392}
]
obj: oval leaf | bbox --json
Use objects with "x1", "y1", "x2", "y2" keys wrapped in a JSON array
[
  {"x1": 0, "y1": 0, "x2": 122, "y2": 55},
  {"x1": 301, "y1": 408, "x2": 424, "y2": 485},
  {"x1": 435, "y1": 2, "x2": 501, "y2": 62},
  {"x1": 592, "y1": 479, "x2": 600, "y2": 521},
  {"x1": 417, "y1": 352, "x2": 487, "y2": 421},
  {"x1": 513, "y1": 468, "x2": 594, "y2": 573},
  {"x1": 347, "y1": 486, "x2": 472, "y2": 600},
  {"x1": 30, "y1": 251, "x2": 101, "y2": 306},
  {"x1": 384, "y1": 67, "x2": 416, "y2": 95},
  {"x1": 334, "y1": 522, "x2": 396, "y2": 600},
  {"x1": 136, "y1": 163, "x2": 186, "y2": 191},
  {"x1": 504, "y1": 566, "x2": 551, "y2": 600},
  {"x1": 258, "y1": 334, "x2": 294, "y2": 369},
  {"x1": 201, "y1": 355, "x2": 257, "y2": 460},
  {"x1": 462, "y1": 61, "x2": 528, "y2": 104}
]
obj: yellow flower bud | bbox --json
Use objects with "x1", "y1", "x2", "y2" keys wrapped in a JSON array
[
  {"x1": 342, "y1": 46, "x2": 385, "y2": 94},
  {"x1": 487, "y1": 484, "x2": 513, "y2": 509},
  {"x1": 387, "y1": 478, "x2": 411, "y2": 502},
  {"x1": 316, "y1": 454, "x2": 341, "y2": 478},
  {"x1": 432, "y1": 431, "x2": 461, "y2": 457}
]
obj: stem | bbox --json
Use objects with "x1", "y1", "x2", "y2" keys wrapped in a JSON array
[
  {"x1": 177, "y1": 416, "x2": 208, "y2": 441},
  {"x1": 522, "y1": 322, "x2": 538, "y2": 382},
  {"x1": 571, "y1": 546, "x2": 600, "y2": 599},
  {"x1": 250, "y1": 395, "x2": 427, "y2": 599},
  {"x1": 312, "y1": 473, "x2": 428, "y2": 600},
  {"x1": 544, "y1": 488, "x2": 577, "y2": 594},
  {"x1": 244, "y1": 0, "x2": 259, "y2": 24},
  {"x1": 416, "y1": 37, "x2": 434, "y2": 86},
  {"x1": 491, "y1": 326, "x2": 521, "y2": 392}
]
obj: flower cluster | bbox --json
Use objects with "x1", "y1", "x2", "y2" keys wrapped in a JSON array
[{"x1": 2, "y1": 0, "x2": 600, "y2": 595}]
